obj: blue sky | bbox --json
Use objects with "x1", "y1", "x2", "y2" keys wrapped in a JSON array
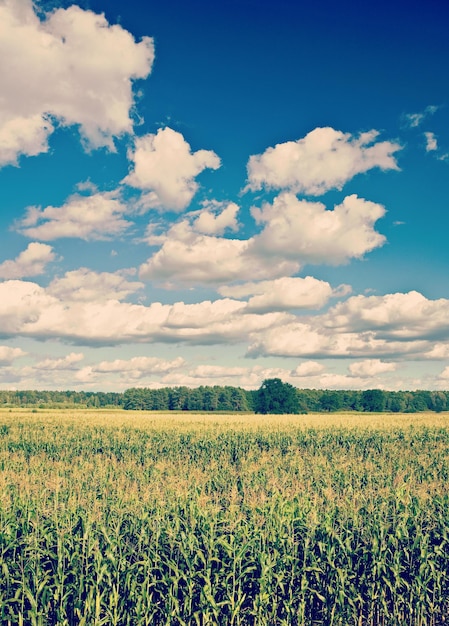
[{"x1": 0, "y1": 0, "x2": 449, "y2": 391}]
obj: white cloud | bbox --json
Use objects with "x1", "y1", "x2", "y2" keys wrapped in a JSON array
[
  {"x1": 48, "y1": 268, "x2": 144, "y2": 302},
  {"x1": 0, "y1": 114, "x2": 54, "y2": 166},
  {"x1": 438, "y1": 366, "x2": 449, "y2": 380},
  {"x1": 246, "y1": 127, "x2": 401, "y2": 195},
  {"x1": 187, "y1": 364, "x2": 250, "y2": 379},
  {"x1": 291, "y1": 361, "x2": 325, "y2": 377},
  {"x1": 16, "y1": 191, "x2": 131, "y2": 241},
  {"x1": 76, "y1": 180, "x2": 98, "y2": 193},
  {"x1": 139, "y1": 220, "x2": 298, "y2": 285},
  {"x1": 35, "y1": 352, "x2": 84, "y2": 371},
  {"x1": 140, "y1": 229, "x2": 254, "y2": 284},
  {"x1": 219, "y1": 276, "x2": 333, "y2": 312},
  {"x1": 192, "y1": 200, "x2": 240, "y2": 235},
  {"x1": 123, "y1": 127, "x2": 221, "y2": 211},
  {"x1": 0, "y1": 0, "x2": 154, "y2": 166},
  {"x1": 349, "y1": 359, "x2": 397, "y2": 377},
  {"x1": 251, "y1": 193, "x2": 386, "y2": 265},
  {"x1": 247, "y1": 321, "x2": 429, "y2": 359},
  {"x1": 75, "y1": 355, "x2": 186, "y2": 383},
  {"x1": 404, "y1": 105, "x2": 439, "y2": 128},
  {"x1": 157, "y1": 365, "x2": 261, "y2": 389},
  {"x1": 0, "y1": 280, "x2": 64, "y2": 335},
  {"x1": 140, "y1": 192, "x2": 385, "y2": 287},
  {"x1": 247, "y1": 321, "x2": 358, "y2": 358},
  {"x1": 322, "y1": 291, "x2": 449, "y2": 340},
  {"x1": 316, "y1": 372, "x2": 376, "y2": 390},
  {"x1": 424, "y1": 132, "x2": 438, "y2": 152},
  {"x1": 423, "y1": 344, "x2": 449, "y2": 360},
  {"x1": 0, "y1": 279, "x2": 291, "y2": 345},
  {"x1": 0, "y1": 346, "x2": 27, "y2": 364},
  {"x1": 248, "y1": 291, "x2": 449, "y2": 360},
  {"x1": 0, "y1": 242, "x2": 55, "y2": 279},
  {"x1": 4, "y1": 278, "x2": 449, "y2": 368},
  {"x1": 93, "y1": 356, "x2": 185, "y2": 374}
]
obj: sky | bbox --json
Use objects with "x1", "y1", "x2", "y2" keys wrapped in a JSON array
[{"x1": 0, "y1": 0, "x2": 449, "y2": 392}]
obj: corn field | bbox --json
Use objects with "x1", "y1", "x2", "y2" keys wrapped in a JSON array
[{"x1": 0, "y1": 409, "x2": 449, "y2": 625}]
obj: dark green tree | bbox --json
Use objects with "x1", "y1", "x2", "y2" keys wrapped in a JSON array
[
  {"x1": 320, "y1": 390, "x2": 343, "y2": 412},
  {"x1": 254, "y1": 378, "x2": 300, "y2": 414},
  {"x1": 430, "y1": 391, "x2": 447, "y2": 413},
  {"x1": 361, "y1": 389, "x2": 386, "y2": 412}
]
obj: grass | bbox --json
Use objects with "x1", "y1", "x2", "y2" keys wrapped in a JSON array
[{"x1": 0, "y1": 409, "x2": 448, "y2": 625}]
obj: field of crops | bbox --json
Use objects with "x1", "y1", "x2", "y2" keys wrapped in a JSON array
[{"x1": 1, "y1": 409, "x2": 449, "y2": 625}]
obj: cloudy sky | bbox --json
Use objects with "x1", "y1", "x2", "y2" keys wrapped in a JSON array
[{"x1": 1, "y1": 0, "x2": 449, "y2": 392}]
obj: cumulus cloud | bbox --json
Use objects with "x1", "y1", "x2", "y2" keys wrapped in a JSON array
[
  {"x1": 251, "y1": 193, "x2": 386, "y2": 265},
  {"x1": 248, "y1": 291, "x2": 449, "y2": 359},
  {"x1": 0, "y1": 280, "x2": 67, "y2": 335},
  {"x1": 35, "y1": 352, "x2": 84, "y2": 371},
  {"x1": 291, "y1": 361, "x2": 325, "y2": 377},
  {"x1": 0, "y1": 346, "x2": 27, "y2": 364},
  {"x1": 140, "y1": 228, "x2": 255, "y2": 284},
  {"x1": 0, "y1": 242, "x2": 55, "y2": 279},
  {"x1": 0, "y1": 279, "x2": 291, "y2": 345},
  {"x1": 156, "y1": 366, "x2": 260, "y2": 389},
  {"x1": 16, "y1": 191, "x2": 131, "y2": 241},
  {"x1": 140, "y1": 192, "x2": 385, "y2": 286},
  {"x1": 316, "y1": 372, "x2": 375, "y2": 390},
  {"x1": 247, "y1": 321, "x2": 429, "y2": 360},
  {"x1": 75, "y1": 355, "x2": 186, "y2": 383},
  {"x1": 139, "y1": 220, "x2": 298, "y2": 285},
  {"x1": 93, "y1": 356, "x2": 185, "y2": 373},
  {"x1": 4, "y1": 277, "x2": 449, "y2": 367},
  {"x1": 48, "y1": 268, "x2": 144, "y2": 302},
  {"x1": 438, "y1": 366, "x2": 449, "y2": 380},
  {"x1": 321, "y1": 291, "x2": 449, "y2": 340},
  {"x1": 349, "y1": 359, "x2": 397, "y2": 377},
  {"x1": 187, "y1": 364, "x2": 250, "y2": 379},
  {"x1": 0, "y1": 114, "x2": 54, "y2": 166},
  {"x1": 192, "y1": 200, "x2": 240, "y2": 235},
  {"x1": 123, "y1": 127, "x2": 221, "y2": 211},
  {"x1": 219, "y1": 276, "x2": 333, "y2": 312},
  {"x1": 246, "y1": 127, "x2": 401, "y2": 195},
  {"x1": 424, "y1": 132, "x2": 438, "y2": 152},
  {"x1": 247, "y1": 321, "x2": 356, "y2": 359},
  {"x1": 423, "y1": 344, "x2": 449, "y2": 360},
  {"x1": 0, "y1": 0, "x2": 154, "y2": 165}
]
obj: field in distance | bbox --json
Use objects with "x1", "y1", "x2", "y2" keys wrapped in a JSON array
[
  {"x1": 3, "y1": 406, "x2": 449, "y2": 429},
  {"x1": 1, "y1": 409, "x2": 448, "y2": 625}
]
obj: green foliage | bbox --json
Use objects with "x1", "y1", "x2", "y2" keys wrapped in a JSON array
[
  {"x1": 361, "y1": 389, "x2": 387, "y2": 412},
  {"x1": 254, "y1": 378, "x2": 300, "y2": 414},
  {"x1": 320, "y1": 390, "x2": 343, "y2": 412},
  {"x1": 123, "y1": 385, "x2": 252, "y2": 412},
  {"x1": 1, "y1": 387, "x2": 449, "y2": 413},
  {"x1": 0, "y1": 389, "x2": 124, "y2": 408}
]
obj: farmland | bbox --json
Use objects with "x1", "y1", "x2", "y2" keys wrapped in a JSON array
[{"x1": 1, "y1": 409, "x2": 449, "y2": 625}]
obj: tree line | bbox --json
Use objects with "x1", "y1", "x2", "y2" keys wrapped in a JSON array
[
  {"x1": 0, "y1": 382, "x2": 449, "y2": 413},
  {"x1": 0, "y1": 389, "x2": 123, "y2": 408}
]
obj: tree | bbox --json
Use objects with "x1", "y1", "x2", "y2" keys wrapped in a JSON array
[
  {"x1": 430, "y1": 391, "x2": 447, "y2": 413},
  {"x1": 361, "y1": 389, "x2": 386, "y2": 412},
  {"x1": 254, "y1": 378, "x2": 300, "y2": 414},
  {"x1": 320, "y1": 390, "x2": 343, "y2": 412}
]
